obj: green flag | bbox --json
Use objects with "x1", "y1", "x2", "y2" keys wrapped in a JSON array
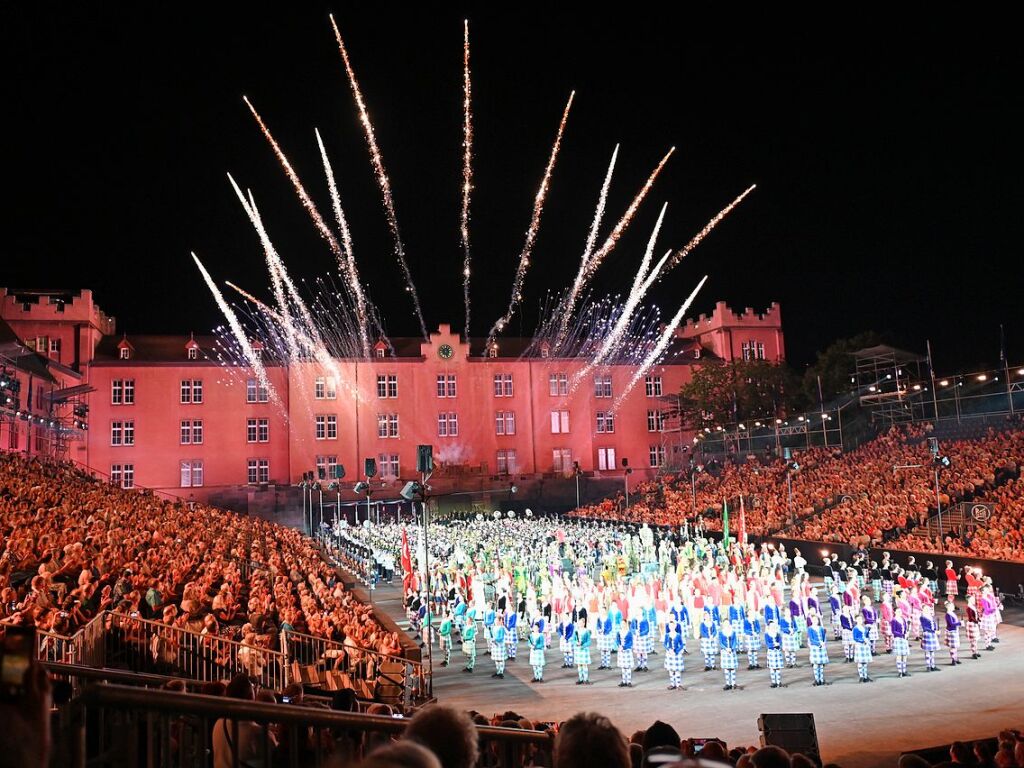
[{"x1": 722, "y1": 497, "x2": 730, "y2": 546}]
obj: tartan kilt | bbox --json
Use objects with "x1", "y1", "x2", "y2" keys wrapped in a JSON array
[
  {"x1": 892, "y1": 636, "x2": 910, "y2": 656},
  {"x1": 809, "y1": 644, "x2": 830, "y2": 665},
  {"x1": 882, "y1": 580, "x2": 895, "y2": 595},
  {"x1": 720, "y1": 648, "x2": 738, "y2": 669},
  {"x1": 946, "y1": 580, "x2": 959, "y2": 597},
  {"x1": 965, "y1": 621, "x2": 979, "y2": 642},
  {"x1": 491, "y1": 643, "x2": 507, "y2": 661},
  {"x1": 766, "y1": 648, "x2": 784, "y2": 669},
  {"x1": 944, "y1": 629, "x2": 960, "y2": 649},
  {"x1": 618, "y1": 649, "x2": 634, "y2": 669},
  {"x1": 575, "y1": 647, "x2": 592, "y2": 666},
  {"x1": 871, "y1": 578, "x2": 882, "y2": 594},
  {"x1": 558, "y1": 637, "x2": 572, "y2": 654},
  {"x1": 980, "y1": 614, "x2": 997, "y2": 637},
  {"x1": 664, "y1": 649, "x2": 685, "y2": 672},
  {"x1": 746, "y1": 634, "x2": 762, "y2": 652},
  {"x1": 700, "y1": 637, "x2": 717, "y2": 656},
  {"x1": 867, "y1": 624, "x2": 879, "y2": 642},
  {"x1": 921, "y1": 632, "x2": 940, "y2": 652},
  {"x1": 439, "y1": 635, "x2": 450, "y2": 650},
  {"x1": 795, "y1": 616, "x2": 808, "y2": 633},
  {"x1": 463, "y1": 640, "x2": 476, "y2": 656},
  {"x1": 782, "y1": 633, "x2": 800, "y2": 653},
  {"x1": 880, "y1": 620, "x2": 893, "y2": 638},
  {"x1": 597, "y1": 633, "x2": 615, "y2": 652},
  {"x1": 841, "y1": 628, "x2": 854, "y2": 645},
  {"x1": 506, "y1": 634, "x2": 517, "y2": 649},
  {"x1": 854, "y1": 643, "x2": 872, "y2": 663},
  {"x1": 641, "y1": 634, "x2": 654, "y2": 654},
  {"x1": 530, "y1": 648, "x2": 546, "y2": 666},
  {"x1": 830, "y1": 612, "x2": 841, "y2": 627}
]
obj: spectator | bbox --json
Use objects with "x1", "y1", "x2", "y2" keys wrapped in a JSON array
[
  {"x1": 403, "y1": 705, "x2": 480, "y2": 768},
  {"x1": 554, "y1": 712, "x2": 630, "y2": 768}
]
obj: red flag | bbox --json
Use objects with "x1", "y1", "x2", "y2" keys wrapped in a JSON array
[
  {"x1": 739, "y1": 496, "x2": 747, "y2": 545},
  {"x1": 400, "y1": 526, "x2": 412, "y2": 576}
]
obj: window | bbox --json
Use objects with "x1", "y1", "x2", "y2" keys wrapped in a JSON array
[
  {"x1": 377, "y1": 413, "x2": 399, "y2": 438},
  {"x1": 375, "y1": 347, "x2": 385, "y2": 359},
  {"x1": 245, "y1": 378, "x2": 269, "y2": 403},
  {"x1": 258, "y1": 418, "x2": 269, "y2": 442},
  {"x1": 548, "y1": 373, "x2": 568, "y2": 396},
  {"x1": 741, "y1": 341, "x2": 751, "y2": 361},
  {"x1": 493, "y1": 373, "x2": 513, "y2": 397},
  {"x1": 495, "y1": 410, "x2": 516, "y2": 436},
  {"x1": 248, "y1": 418, "x2": 260, "y2": 443},
  {"x1": 110, "y1": 464, "x2": 122, "y2": 486},
  {"x1": 49, "y1": 338, "x2": 61, "y2": 354},
  {"x1": 247, "y1": 458, "x2": 270, "y2": 484},
  {"x1": 550, "y1": 410, "x2": 570, "y2": 434},
  {"x1": 192, "y1": 420, "x2": 203, "y2": 445},
  {"x1": 122, "y1": 464, "x2": 134, "y2": 489},
  {"x1": 315, "y1": 377, "x2": 326, "y2": 399},
  {"x1": 180, "y1": 420, "x2": 192, "y2": 445},
  {"x1": 649, "y1": 444, "x2": 666, "y2": 467},
  {"x1": 552, "y1": 448, "x2": 572, "y2": 473},
  {"x1": 741, "y1": 340, "x2": 766, "y2": 361},
  {"x1": 647, "y1": 409, "x2": 665, "y2": 432},
  {"x1": 119, "y1": 347, "x2": 131, "y2": 360},
  {"x1": 757, "y1": 342, "x2": 765, "y2": 360},
  {"x1": 315, "y1": 415, "x2": 335, "y2": 440},
  {"x1": 596, "y1": 411, "x2": 615, "y2": 434},
  {"x1": 377, "y1": 374, "x2": 398, "y2": 398},
  {"x1": 496, "y1": 449, "x2": 517, "y2": 474},
  {"x1": 326, "y1": 415, "x2": 337, "y2": 440},
  {"x1": 436, "y1": 374, "x2": 456, "y2": 398},
  {"x1": 316, "y1": 455, "x2": 338, "y2": 480},
  {"x1": 112, "y1": 379, "x2": 135, "y2": 405},
  {"x1": 488, "y1": 344, "x2": 499, "y2": 358},
  {"x1": 598, "y1": 447, "x2": 617, "y2": 471},
  {"x1": 180, "y1": 379, "x2": 203, "y2": 404},
  {"x1": 378, "y1": 453, "x2": 399, "y2": 478},
  {"x1": 594, "y1": 375, "x2": 613, "y2": 398},
  {"x1": 187, "y1": 347, "x2": 198, "y2": 360},
  {"x1": 437, "y1": 412, "x2": 459, "y2": 437},
  {"x1": 111, "y1": 420, "x2": 134, "y2": 446},
  {"x1": 123, "y1": 421, "x2": 134, "y2": 445},
  {"x1": 180, "y1": 460, "x2": 204, "y2": 487},
  {"x1": 644, "y1": 375, "x2": 663, "y2": 397}
]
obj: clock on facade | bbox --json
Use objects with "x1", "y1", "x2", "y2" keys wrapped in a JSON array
[{"x1": 438, "y1": 343, "x2": 454, "y2": 360}]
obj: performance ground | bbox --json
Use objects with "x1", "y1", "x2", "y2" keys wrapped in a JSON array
[{"x1": 369, "y1": 581, "x2": 1024, "y2": 768}]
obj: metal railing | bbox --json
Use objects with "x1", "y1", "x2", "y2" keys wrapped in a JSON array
[{"x1": 61, "y1": 683, "x2": 553, "y2": 768}]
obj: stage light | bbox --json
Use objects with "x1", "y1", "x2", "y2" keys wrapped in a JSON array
[
  {"x1": 869, "y1": 386, "x2": 877, "y2": 392},
  {"x1": 912, "y1": 384, "x2": 921, "y2": 391},
  {"x1": 798, "y1": 416, "x2": 805, "y2": 422},
  {"x1": 940, "y1": 380, "x2": 949, "y2": 386},
  {"x1": 1018, "y1": 369, "x2": 1024, "y2": 376},
  {"x1": 738, "y1": 423, "x2": 745, "y2": 430},
  {"x1": 776, "y1": 418, "x2": 783, "y2": 424},
  {"x1": 977, "y1": 374, "x2": 987, "y2": 381}
]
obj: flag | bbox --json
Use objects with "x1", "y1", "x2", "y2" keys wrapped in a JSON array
[
  {"x1": 722, "y1": 497, "x2": 730, "y2": 546},
  {"x1": 739, "y1": 495, "x2": 747, "y2": 545},
  {"x1": 400, "y1": 526, "x2": 412, "y2": 576}
]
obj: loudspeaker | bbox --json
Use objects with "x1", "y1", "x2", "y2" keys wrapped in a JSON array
[
  {"x1": 416, "y1": 445, "x2": 434, "y2": 474},
  {"x1": 364, "y1": 458, "x2": 377, "y2": 478},
  {"x1": 757, "y1": 713, "x2": 819, "y2": 763}
]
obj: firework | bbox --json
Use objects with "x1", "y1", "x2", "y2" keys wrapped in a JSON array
[
  {"x1": 486, "y1": 90, "x2": 575, "y2": 350},
  {"x1": 664, "y1": 185, "x2": 757, "y2": 272},
  {"x1": 461, "y1": 19, "x2": 474, "y2": 338},
  {"x1": 329, "y1": 14, "x2": 428, "y2": 339}
]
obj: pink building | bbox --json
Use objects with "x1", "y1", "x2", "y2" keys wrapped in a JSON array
[{"x1": 1, "y1": 288, "x2": 784, "y2": 502}]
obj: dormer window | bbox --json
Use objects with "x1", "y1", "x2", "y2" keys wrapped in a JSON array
[
  {"x1": 374, "y1": 340, "x2": 388, "y2": 359},
  {"x1": 488, "y1": 343, "x2": 499, "y2": 359},
  {"x1": 540, "y1": 342, "x2": 550, "y2": 359},
  {"x1": 186, "y1": 336, "x2": 200, "y2": 360},
  {"x1": 187, "y1": 347, "x2": 198, "y2": 360},
  {"x1": 376, "y1": 348, "x2": 385, "y2": 359},
  {"x1": 119, "y1": 348, "x2": 130, "y2": 360}
]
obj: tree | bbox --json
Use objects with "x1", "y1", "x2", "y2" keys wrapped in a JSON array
[
  {"x1": 678, "y1": 359, "x2": 802, "y2": 429},
  {"x1": 802, "y1": 331, "x2": 888, "y2": 405}
]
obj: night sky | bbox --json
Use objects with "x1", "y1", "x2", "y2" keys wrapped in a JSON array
[{"x1": 5, "y1": 8, "x2": 1022, "y2": 372}]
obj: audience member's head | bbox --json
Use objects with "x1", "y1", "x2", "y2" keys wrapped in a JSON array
[
  {"x1": 225, "y1": 674, "x2": 254, "y2": 701},
  {"x1": 357, "y1": 741, "x2": 441, "y2": 768},
  {"x1": 402, "y1": 705, "x2": 479, "y2": 768},
  {"x1": 642, "y1": 721, "x2": 680, "y2": 754},
  {"x1": 554, "y1": 712, "x2": 630, "y2": 768},
  {"x1": 898, "y1": 754, "x2": 932, "y2": 768},
  {"x1": 750, "y1": 744, "x2": 790, "y2": 768}
]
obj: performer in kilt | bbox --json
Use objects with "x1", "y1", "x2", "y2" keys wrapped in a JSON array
[
  {"x1": 634, "y1": 614, "x2": 652, "y2": 672},
  {"x1": 944, "y1": 561, "x2": 959, "y2": 601},
  {"x1": 807, "y1": 613, "x2": 830, "y2": 686},
  {"x1": 438, "y1": 610, "x2": 453, "y2": 667},
  {"x1": 505, "y1": 608, "x2": 519, "y2": 661},
  {"x1": 764, "y1": 621, "x2": 785, "y2": 688},
  {"x1": 490, "y1": 617, "x2": 507, "y2": 678},
  {"x1": 557, "y1": 614, "x2": 575, "y2": 667},
  {"x1": 718, "y1": 619, "x2": 741, "y2": 690},
  {"x1": 663, "y1": 618, "x2": 685, "y2": 690},
  {"x1": 699, "y1": 610, "x2": 719, "y2": 671},
  {"x1": 461, "y1": 619, "x2": 477, "y2": 672},
  {"x1": 743, "y1": 613, "x2": 763, "y2": 670},
  {"x1": 596, "y1": 611, "x2": 615, "y2": 669},
  {"x1": 852, "y1": 614, "x2": 873, "y2": 682},
  {"x1": 891, "y1": 607, "x2": 911, "y2": 678},
  {"x1": 529, "y1": 623, "x2": 546, "y2": 682},
  {"x1": 920, "y1": 603, "x2": 940, "y2": 671},
  {"x1": 879, "y1": 593, "x2": 895, "y2": 654},
  {"x1": 575, "y1": 624, "x2": 593, "y2": 684},
  {"x1": 944, "y1": 600, "x2": 962, "y2": 666},
  {"x1": 839, "y1": 606, "x2": 855, "y2": 663},
  {"x1": 965, "y1": 594, "x2": 981, "y2": 659},
  {"x1": 780, "y1": 608, "x2": 799, "y2": 668},
  {"x1": 979, "y1": 587, "x2": 998, "y2": 652},
  {"x1": 617, "y1": 623, "x2": 635, "y2": 687},
  {"x1": 870, "y1": 560, "x2": 883, "y2": 603},
  {"x1": 861, "y1": 595, "x2": 879, "y2": 655}
]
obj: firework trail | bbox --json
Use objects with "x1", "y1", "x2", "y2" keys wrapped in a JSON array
[
  {"x1": 556, "y1": 147, "x2": 674, "y2": 341},
  {"x1": 553, "y1": 144, "x2": 619, "y2": 350},
  {"x1": 329, "y1": 14, "x2": 428, "y2": 339},
  {"x1": 664, "y1": 185, "x2": 757, "y2": 272},
  {"x1": 574, "y1": 203, "x2": 670, "y2": 383},
  {"x1": 486, "y1": 90, "x2": 575, "y2": 349},
  {"x1": 192, "y1": 252, "x2": 279, "y2": 405},
  {"x1": 460, "y1": 19, "x2": 474, "y2": 339},
  {"x1": 315, "y1": 128, "x2": 372, "y2": 357},
  {"x1": 613, "y1": 275, "x2": 709, "y2": 412}
]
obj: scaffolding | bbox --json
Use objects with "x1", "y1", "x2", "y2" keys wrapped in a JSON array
[{"x1": 851, "y1": 345, "x2": 930, "y2": 427}]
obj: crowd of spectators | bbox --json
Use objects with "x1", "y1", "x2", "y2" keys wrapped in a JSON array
[
  {"x1": 569, "y1": 425, "x2": 1024, "y2": 560},
  {"x1": 0, "y1": 451, "x2": 402, "y2": 665}
]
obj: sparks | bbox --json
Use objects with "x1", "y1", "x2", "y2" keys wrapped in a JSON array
[
  {"x1": 664, "y1": 185, "x2": 757, "y2": 272},
  {"x1": 460, "y1": 19, "x2": 474, "y2": 340}
]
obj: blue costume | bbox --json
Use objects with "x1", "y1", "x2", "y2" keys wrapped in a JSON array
[
  {"x1": 743, "y1": 615, "x2": 763, "y2": 668},
  {"x1": 764, "y1": 629, "x2": 785, "y2": 687},
  {"x1": 699, "y1": 614, "x2": 719, "y2": 670},
  {"x1": 663, "y1": 622, "x2": 685, "y2": 688},
  {"x1": 575, "y1": 627, "x2": 592, "y2": 683},
  {"x1": 852, "y1": 624, "x2": 872, "y2": 681},
  {"x1": 807, "y1": 624, "x2": 829, "y2": 685},
  {"x1": 617, "y1": 629, "x2": 635, "y2": 686},
  {"x1": 718, "y1": 627, "x2": 741, "y2": 689}
]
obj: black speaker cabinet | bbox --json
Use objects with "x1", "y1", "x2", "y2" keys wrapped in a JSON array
[{"x1": 758, "y1": 713, "x2": 820, "y2": 763}]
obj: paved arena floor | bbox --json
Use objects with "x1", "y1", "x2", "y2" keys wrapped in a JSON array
[{"x1": 371, "y1": 582, "x2": 1024, "y2": 767}]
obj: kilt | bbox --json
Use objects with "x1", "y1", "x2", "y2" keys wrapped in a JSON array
[
  {"x1": 700, "y1": 637, "x2": 717, "y2": 656},
  {"x1": 880, "y1": 620, "x2": 893, "y2": 638},
  {"x1": 980, "y1": 614, "x2": 997, "y2": 637},
  {"x1": 892, "y1": 636, "x2": 910, "y2": 656},
  {"x1": 618, "y1": 649, "x2": 634, "y2": 669},
  {"x1": 463, "y1": 640, "x2": 476, "y2": 656},
  {"x1": 830, "y1": 612, "x2": 841, "y2": 627},
  {"x1": 946, "y1": 579, "x2": 959, "y2": 597},
  {"x1": 795, "y1": 616, "x2": 808, "y2": 633},
  {"x1": 641, "y1": 634, "x2": 653, "y2": 654},
  {"x1": 871, "y1": 578, "x2": 882, "y2": 595},
  {"x1": 746, "y1": 635, "x2": 762, "y2": 652},
  {"x1": 575, "y1": 647, "x2": 592, "y2": 666},
  {"x1": 944, "y1": 629, "x2": 960, "y2": 648},
  {"x1": 921, "y1": 632, "x2": 940, "y2": 652},
  {"x1": 841, "y1": 628, "x2": 854, "y2": 645},
  {"x1": 809, "y1": 644, "x2": 829, "y2": 665},
  {"x1": 720, "y1": 648, "x2": 738, "y2": 669},
  {"x1": 854, "y1": 643, "x2": 872, "y2": 663},
  {"x1": 558, "y1": 637, "x2": 572, "y2": 654},
  {"x1": 882, "y1": 580, "x2": 895, "y2": 596},
  {"x1": 506, "y1": 634, "x2": 517, "y2": 649},
  {"x1": 530, "y1": 648, "x2": 546, "y2": 666},
  {"x1": 491, "y1": 643, "x2": 507, "y2": 661},
  {"x1": 929, "y1": 580, "x2": 939, "y2": 595},
  {"x1": 824, "y1": 576, "x2": 834, "y2": 591},
  {"x1": 782, "y1": 633, "x2": 800, "y2": 653},
  {"x1": 766, "y1": 648, "x2": 784, "y2": 669},
  {"x1": 867, "y1": 623, "x2": 879, "y2": 642},
  {"x1": 664, "y1": 649, "x2": 685, "y2": 672},
  {"x1": 965, "y1": 621, "x2": 979, "y2": 643},
  {"x1": 598, "y1": 632, "x2": 615, "y2": 652}
]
